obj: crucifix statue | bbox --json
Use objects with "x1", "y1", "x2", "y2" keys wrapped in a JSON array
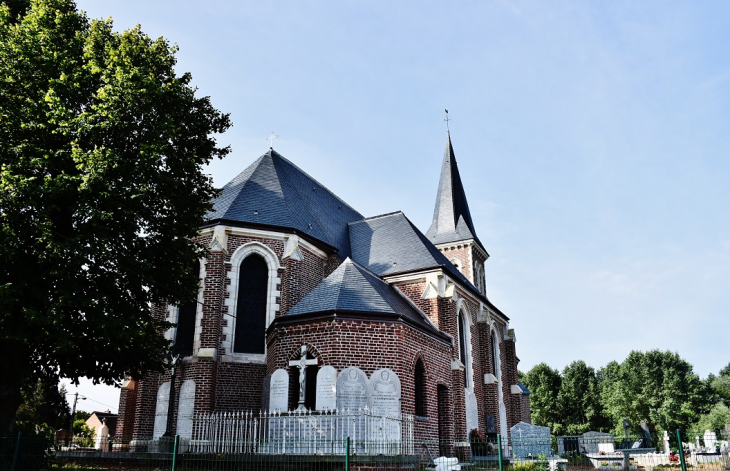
[{"x1": 289, "y1": 345, "x2": 318, "y2": 411}]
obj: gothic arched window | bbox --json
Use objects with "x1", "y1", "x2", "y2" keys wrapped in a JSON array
[
  {"x1": 233, "y1": 254, "x2": 268, "y2": 354},
  {"x1": 415, "y1": 358, "x2": 427, "y2": 417},
  {"x1": 458, "y1": 312, "x2": 472, "y2": 389},
  {"x1": 491, "y1": 330, "x2": 500, "y2": 379},
  {"x1": 174, "y1": 260, "x2": 200, "y2": 357}
]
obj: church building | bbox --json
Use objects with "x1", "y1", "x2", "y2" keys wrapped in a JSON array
[{"x1": 115, "y1": 132, "x2": 530, "y2": 444}]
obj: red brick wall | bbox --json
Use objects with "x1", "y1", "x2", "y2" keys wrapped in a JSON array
[
  {"x1": 115, "y1": 381, "x2": 138, "y2": 439},
  {"x1": 268, "y1": 318, "x2": 453, "y2": 441}
]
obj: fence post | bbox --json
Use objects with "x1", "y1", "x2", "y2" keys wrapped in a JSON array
[
  {"x1": 10, "y1": 431, "x2": 22, "y2": 471},
  {"x1": 171, "y1": 435, "x2": 180, "y2": 471},
  {"x1": 345, "y1": 436, "x2": 350, "y2": 471},
  {"x1": 498, "y1": 434, "x2": 504, "y2": 471},
  {"x1": 676, "y1": 430, "x2": 687, "y2": 471}
]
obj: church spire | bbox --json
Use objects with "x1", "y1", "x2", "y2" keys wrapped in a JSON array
[{"x1": 425, "y1": 132, "x2": 483, "y2": 249}]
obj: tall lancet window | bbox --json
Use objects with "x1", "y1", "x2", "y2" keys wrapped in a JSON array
[
  {"x1": 174, "y1": 260, "x2": 200, "y2": 357},
  {"x1": 491, "y1": 330, "x2": 499, "y2": 378},
  {"x1": 234, "y1": 254, "x2": 268, "y2": 354},
  {"x1": 415, "y1": 358, "x2": 427, "y2": 417},
  {"x1": 458, "y1": 312, "x2": 472, "y2": 389}
]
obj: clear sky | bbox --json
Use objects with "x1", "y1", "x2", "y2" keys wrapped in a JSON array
[{"x1": 67, "y1": 0, "x2": 730, "y2": 413}]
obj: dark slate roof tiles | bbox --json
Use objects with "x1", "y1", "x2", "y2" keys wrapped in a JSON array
[
  {"x1": 285, "y1": 258, "x2": 441, "y2": 336},
  {"x1": 349, "y1": 211, "x2": 483, "y2": 298},
  {"x1": 425, "y1": 132, "x2": 485, "y2": 249},
  {"x1": 207, "y1": 149, "x2": 363, "y2": 256}
]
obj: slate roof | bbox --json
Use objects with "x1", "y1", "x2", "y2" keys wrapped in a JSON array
[
  {"x1": 285, "y1": 258, "x2": 442, "y2": 337},
  {"x1": 348, "y1": 211, "x2": 483, "y2": 298},
  {"x1": 425, "y1": 132, "x2": 485, "y2": 250},
  {"x1": 206, "y1": 149, "x2": 363, "y2": 257}
]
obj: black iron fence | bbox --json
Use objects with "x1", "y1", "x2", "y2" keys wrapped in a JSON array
[{"x1": 1, "y1": 429, "x2": 728, "y2": 471}]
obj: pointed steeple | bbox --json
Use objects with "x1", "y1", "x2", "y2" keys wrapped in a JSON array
[{"x1": 425, "y1": 132, "x2": 484, "y2": 249}]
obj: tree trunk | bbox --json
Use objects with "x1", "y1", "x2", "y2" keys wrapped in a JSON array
[{"x1": 0, "y1": 373, "x2": 23, "y2": 433}]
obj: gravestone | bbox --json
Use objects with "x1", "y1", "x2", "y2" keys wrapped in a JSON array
[
  {"x1": 153, "y1": 382, "x2": 171, "y2": 439},
  {"x1": 337, "y1": 367, "x2": 369, "y2": 452},
  {"x1": 704, "y1": 430, "x2": 718, "y2": 450},
  {"x1": 510, "y1": 422, "x2": 552, "y2": 459},
  {"x1": 176, "y1": 380, "x2": 196, "y2": 439},
  {"x1": 336, "y1": 367, "x2": 369, "y2": 412},
  {"x1": 580, "y1": 431, "x2": 614, "y2": 454},
  {"x1": 369, "y1": 368, "x2": 401, "y2": 417},
  {"x1": 261, "y1": 373, "x2": 271, "y2": 412},
  {"x1": 316, "y1": 365, "x2": 338, "y2": 411},
  {"x1": 465, "y1": 389, "x2": 478, "y2": 437},
  {"x1": 269, "y1": 369, "x2": 289, "y2": 412}
]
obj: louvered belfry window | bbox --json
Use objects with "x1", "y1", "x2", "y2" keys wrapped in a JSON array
[
  {"x1": 234, "y1": 254, "x2": 269, "y2": 354},
  {"x1": 174, "y1": 260, "x2": 200, "y2": 357}
]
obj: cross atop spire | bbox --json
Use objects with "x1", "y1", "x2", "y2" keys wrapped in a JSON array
[{"x1": 425, "y1": 132, "x2": 484, "y2": 250}]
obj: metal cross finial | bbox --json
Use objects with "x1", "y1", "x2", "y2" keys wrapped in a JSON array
[
  {"x1": 444, "y1": 109, "x2": 450, "y2": 131},
  {"x1": 266, "y1": 131, "x2": 279, "y2": 149}
]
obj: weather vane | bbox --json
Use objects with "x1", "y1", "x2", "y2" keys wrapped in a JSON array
[
  {"x1": 444, "y1": 109, "x2": 450, "y2": 131},
  {"x1": 266, "y1": 131, "x2": 279, "y2": 149}
]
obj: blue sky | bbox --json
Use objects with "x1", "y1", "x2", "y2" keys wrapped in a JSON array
[{"x1": 67, "y1": 0, "x2": 730, "y2": 412}]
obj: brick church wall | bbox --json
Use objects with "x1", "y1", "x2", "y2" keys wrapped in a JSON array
[
  {"x1": 115, "y1": 381, "x2": 137, "y2": 439},
  {"x1": 268, "y1": 318, "x2": 453, "y2": 441}
]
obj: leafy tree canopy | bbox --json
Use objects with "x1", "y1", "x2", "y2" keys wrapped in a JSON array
[
  {"x1": 558, "y1": 360, "x2": 609, "y2": 434},
  {"x1": 693, "y1": 402, "x2": 730, "y2": 436},
  {"x1": 0, "y1": 0, "x2": 230, "y2": 431},
  {"x1": 14, "y1": 375, "x2": 71, "y2": 433},
  {"x1": 523, "y1": 363, "x2": 563, "y2": 433},
  {"x1": 600, "y1": 350, "x2": 709, "y2": 434}
]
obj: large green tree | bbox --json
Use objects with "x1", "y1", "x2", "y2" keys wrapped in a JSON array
[
  {"x1": 0, "y1": 0, "x2": 230, "y2": 431},
  {"x1": 523, "y1": 363, "x2": 563, "y2": 433},
  {"x1": 600, "y1": 350, "x2": 708, "y2": 434},
  {"x1": 558, "y1": 360, "x2": 609, "y2": 434}
]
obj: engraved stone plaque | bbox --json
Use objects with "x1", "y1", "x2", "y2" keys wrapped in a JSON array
[
  {"x1": 316, "y1": 366, "x2": 337, "y2": 411},
  {"x1": 369, "y1": 368, "x2": 401, "y2": 418},
  {"x1": 176, "y1": 380, "x2": 196, "y2": 439},
  {"x1": 336, "y1": 367, "x2": 369, "y2": 412},
  {"x1": 269, "y1": 369, "x2": 289, "y2": 413},
  {"x1": 152, "y1": 382, "x2": 170, "y2": 439}
]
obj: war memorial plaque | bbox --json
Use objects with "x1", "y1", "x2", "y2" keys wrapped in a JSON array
[{"x1": 316, "y1": 365, "x2": 338, "y2": 411}]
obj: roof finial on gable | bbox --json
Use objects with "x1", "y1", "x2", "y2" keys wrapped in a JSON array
[
  {"x1": 266, "y1": 131, "x2": 279, "y2": 149},
  {"x1": 444, "y1": 109, "x2": 450, "y2": 131}
]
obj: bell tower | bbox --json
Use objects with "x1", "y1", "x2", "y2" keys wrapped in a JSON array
[{"x1": 425, "y1": 132, "x2": 489, "y2": 294}]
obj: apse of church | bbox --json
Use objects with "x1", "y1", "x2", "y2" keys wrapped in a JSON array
[{"x1": 115, "y1": 133, "x2": 529, "y2": 443}]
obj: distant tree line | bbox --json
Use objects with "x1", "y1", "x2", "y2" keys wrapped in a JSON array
[{"x1": 520, "y1": 350, "x2": 730, "y2": 436}]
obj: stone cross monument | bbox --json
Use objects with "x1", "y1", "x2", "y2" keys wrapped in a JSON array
[{"x1": 289, "y1": 345, "x2": 318, "y2": 411}]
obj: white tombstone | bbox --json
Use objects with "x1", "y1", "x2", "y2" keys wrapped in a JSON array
[
  {"x1": 434, "y1": 456, "x2": 461, "y2": 471},
  {"x1": 369, "y1": 368, "x2": 401, "y2": 418},
  {"x1": 696, "y1": 436, "x2": 701, "y2": 449},
  {"x1": 465, "y1": 389, "x2": 478, "y2": 437},
  {"x1": 176, "y1": 380, "x2": 196, "y2": 439},
  {"x1": 153, "y1": 382, "x2": 171, "y2": 439},
  {"x1": 663, "y1": 430, "x2": 671, "y2": 454},
  {"x1": 316, "y1": 366, "x2": 338, "y2": 411},
  {"x1": 704, "y1": 430, "x2": 717, "y2": 450},
  {"x1": 95, "y1": 419, "x2": 110, "y2": 452},
  {"x1": 269, "y1": 369, "x2": 289, "y2": 413},
  {"x1": 336, "y1": 367, "x2": 369, "y2": 412}
]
